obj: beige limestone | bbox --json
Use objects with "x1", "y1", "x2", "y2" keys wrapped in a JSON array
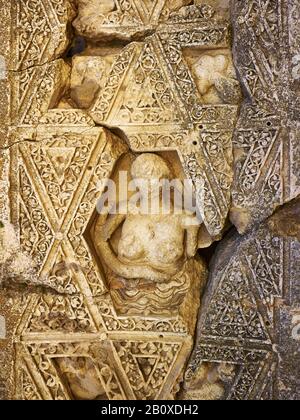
[
  {"x1": 70, "y1": 56, "x2": 112, "y2": 109},
  {"x1": 93, "y1": 153, "x2": 207, "y2": 330},
  {"x1": 10, "y1": 59, "x2": 71, "y2": 127},
  {"x1": 230, "y1": 0, "x2": 300, "y2": 233},
  {"x1": 0, "y1": 0, "x2": 299, "y2": 402}
]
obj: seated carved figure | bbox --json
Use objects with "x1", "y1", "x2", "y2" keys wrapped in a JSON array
[{"x1": 94, "y1": 154, "x2": 206, "y2": 319}]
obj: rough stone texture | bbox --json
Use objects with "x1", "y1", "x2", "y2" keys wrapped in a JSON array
[
  {"x1": 70, "y1": 55, "x2": 114, "y2": 109},
  {"x1": 10, "y1": 59, "x2": 71, "y2": 127},
  {"x1": 0, "y1": 0, "x2": 14, "y2": 401},
  {"x1": 0, "y1": 316, "x2": 5, "y2": 339},
  {"x1": 73, "y1": 0, "x2": 228, "y2": 42},
  {"x1": 0, "y1": 0, "x2": 299, "y2": 401}
]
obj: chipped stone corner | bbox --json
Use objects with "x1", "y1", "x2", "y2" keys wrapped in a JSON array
[{"x1": 0, "y1": 221, "x2": 37, "y2": 286}]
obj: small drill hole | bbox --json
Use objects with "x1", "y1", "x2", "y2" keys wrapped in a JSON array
[
  {"x1": 193, "y1": 141, "x2": 198, "y2": 146},
  {"x1": 267, "y1": 121, "x2": 272, "y2": 127},
  {"x1": 198, "y1": 124, "x2": 204, "y2": 129}
]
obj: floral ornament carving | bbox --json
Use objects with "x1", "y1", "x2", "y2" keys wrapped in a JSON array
[
  {"x1": 90, "y1": 28, "x2": 238, "y2": 236},
  {"x1": 11, "y1": 0, "x2": 75, "y2": 71},
  {"x1": 186, "y1": 210, "x2": 299, "y2": 400},
  {"x1": 7, "y1": 0, "x2": 295, "y2": 402},
  {"x1": 230, "y1": 0, "x2": 300, "y2": 232}
]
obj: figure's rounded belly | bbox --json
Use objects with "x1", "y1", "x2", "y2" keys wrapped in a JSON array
[{"x1": 118, "y1": 235, "x2": 184, "y2": 269}]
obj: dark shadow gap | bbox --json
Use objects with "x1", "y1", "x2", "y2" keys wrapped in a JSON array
[{"x1": 66, "y1": 36, "x2": 87, "y2": 58}]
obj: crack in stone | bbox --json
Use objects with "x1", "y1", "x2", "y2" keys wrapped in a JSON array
[
  {"x1": 7, "y1": 57, "x2": 68, "y2": 74},
  {"x1": 0, "y1": 279, "x2": 72, "y2": 297},
  {"x1": 0, "y1": 121, "x2": 99, "y2": 151},
  {"x1": 0, "y1": 139, "x2": 37, "y2": 151}
]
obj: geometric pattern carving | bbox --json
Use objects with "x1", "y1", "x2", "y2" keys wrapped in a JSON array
[
  {"x1": 73, "y1": 0, "x2": 220, "y2": 42},
  {"x1": 90, "y1": 26, "x2": 238, "y2": 236},
  {"x1": 9, "y1": 0, "x2": 74, "y2": 129},
  {"x1": 10, "y1": 120, "x2": 195, "y2": 399},
  {"x1": 230, "y1": 0, "x2": 300, "y2": 232},
  {"x1": 186, "y1": 216, "x2": 299, "y2": 400},
  {"x1": 113, "y1": 340, "x2": 190, "y2": 400},
  {"x1": 3, "y1": 0, "x2": 298, "y2": 401}
]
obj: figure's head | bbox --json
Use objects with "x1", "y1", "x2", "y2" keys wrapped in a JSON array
[
  {"x1": 131, "y1": 154, "x2": 173, "y2": 198},
  {"x1": 131, "y1": 153, "x2": 172, "y2": 181}
]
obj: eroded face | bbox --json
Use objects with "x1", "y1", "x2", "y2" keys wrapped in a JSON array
[
  {"x1": 58, "y1": 357, "x2": 106, "y2": 400},
  {"x1": 131, "y1": 154, "x2": 172, "y2": 196},
  {"x1": 193, "y1": 54, "x2": 230, "y2": 94}
]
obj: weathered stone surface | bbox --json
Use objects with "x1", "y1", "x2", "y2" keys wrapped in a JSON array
[
  {"x1": 185, "y1": 198, "x2": 300, "y2": 400},
  {"x1": 230, "y1": 0, "x2": 300, "y2": 233},
  {"x1": 0, "y1": 0, "x2": 11, "y2": 220},
  {"x1": 0, "y1": 1, "x2": 13, "y2": 400},
  {"x1": 73, "y1": 0, "x2": 226, "y2": 42},
  {"x1": 0, "y1": 315, "x2": 5, "y2": 339},
  {"x1": 70, "y1": 56, "x2": 113, "y2": 109},
  {"x1": 268, "y1": 199, "x2": 300, "y2": 241},
  {"x1": 10, "y1": 59, "x2": 71, "y2": 127},
  {"x1": 93, "y1": 152, "x2": 207, "y2": 329},
  {"x1": 89, "y1": 28, "x2": 238, "y2": 237},
  {"x1": 5, "y1": 120, "x2": 205, "y2": 400}
]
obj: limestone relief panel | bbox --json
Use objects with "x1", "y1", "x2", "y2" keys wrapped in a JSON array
[
  {"x1": 230, "y1": 0, "x2": 300, "y2": 233},
  {"x1": 185, "y1": 199, "x2": 300, "y2": 400},
  {"x1": 0, "y1": 0, "x2": 299, "y2": 401}
]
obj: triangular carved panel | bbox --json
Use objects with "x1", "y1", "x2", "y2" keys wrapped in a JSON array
[{"x1": 113, "y1": 340, "x2": 184, "y2": 400}]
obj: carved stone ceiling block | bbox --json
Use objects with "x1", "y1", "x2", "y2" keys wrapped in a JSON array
[
  {"x1": 10, "y1": 60, "x2": 71, "y2": 127},
  {"x1": 230, "y1": 0, "x2": 300, "y2": 233},
  {"x1": 73, "y1": 0, "x2": 228, "y2": 42},
  {"x1": 0, "y1": 0, "x2": 299, "y2": 401},
  {"x1": 10, "y1": 0, "x2": 76, "y2": 71},
  {"x1": 185, "y1": 199, "x2": 300, "y2": 400},
  {"x1": 89, "y1": 30, "x2": 239, "y2": 237}
]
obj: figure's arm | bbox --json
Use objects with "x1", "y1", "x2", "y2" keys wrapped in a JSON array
[
  {"x1": 100, "y1": 213, "x2": 126, "y2": 241},
  {"x1": 183, "y1": 214, "x2": 201, "y2": 258},
  {"x1": 186, "y1": 225, "x2": 200, "y2": 258}
]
